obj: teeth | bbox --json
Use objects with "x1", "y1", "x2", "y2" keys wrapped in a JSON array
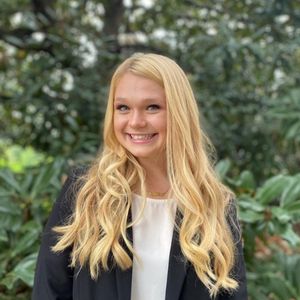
[{"x1": 130, "y1": 134, "x2": 155, "y2": 140}]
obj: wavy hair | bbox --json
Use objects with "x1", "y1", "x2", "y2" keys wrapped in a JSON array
[{"x1": 52, "y1": 53, "x2": 239, "y2": 297}]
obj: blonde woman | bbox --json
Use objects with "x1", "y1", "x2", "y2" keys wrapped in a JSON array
[{"x1": 32, "y1": 53, "x2": 248, "y2": 300}]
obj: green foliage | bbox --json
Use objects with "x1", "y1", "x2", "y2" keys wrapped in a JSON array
[
  {"x1": 247, "y1": 251, "x2": 300, "y2": 300},
  {"x1": 268, "y1": 88, "x2": 300, "y2": 143},
  {"x1": 216, "y1": 159, "x2": 300, "y2": 299},
  {"x1": 0, "y1": 140, "x2": 47, "y2": 172},
  {"x1": 0, "y1": 146, "x2": 65, "y2": 299}
]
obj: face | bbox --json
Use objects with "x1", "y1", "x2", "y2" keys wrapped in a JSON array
[{"x1": 113, "y1": 72, "x2": 167, "y2": 164}]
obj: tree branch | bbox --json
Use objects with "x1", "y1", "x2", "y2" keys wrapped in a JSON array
[{"x1": 102, "y1": 0, "x2": 125, "y2": 37}]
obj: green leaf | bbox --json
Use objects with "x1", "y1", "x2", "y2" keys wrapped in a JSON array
[
  {"x1": 0, "y1": 187, "x2": 14, "y2": 198},
  {"x1": 266, "y1": 275, "x2": 295, "y2": 299},
  {"x1": 0, "y1": 198, "x2": 21, "y2": 216},
  {"x1": 0, "y1": 255, "x2": 9, "y2": 278},
  {"x1": 282, "y1": 224, "x2": 300, "y2": 247},
  {"x1": 282, "y1": 254, "x2": 300, "y2": 293},
  {"x1": 0, "y1": 272, "x2": 17, "y2": 290},
  {"x1": 256, "y1": 175, "x2": 291, "y2": 205},
  {"x1": 0, "y1": 169, "x2": 22, "y2": 194},
  {"x1": 4, "y1": 145, "x2": 45, "y2": 172},
  {"x1": 239, "y1": 210, "x2": 263, "y2": 223},
  {"x1": 280, "y1": 174, "x2": 300, "y2": 206},
  {"x1": 286, "y1": 122, "x2": 300, "y2": 140},
  {"x1": 12, "y1": 253, "x2": 38, "y2": 287},
  {"x1": 0, "y1": 229, "x2": 8, "y2": 242},
  {"x1": 10, "y1": 225, "x2": 40, "y2": 258},
  {"x1": 215, "y1": 159, "x2": 231, "y2": 180},
  {"x1": 5, "y1": 36, "x2": 24, "y2": 47},
  {"x1": 0, "y1": 197, "x2": 22, "y2": 234},
  {"x1": 271, "y1": 207, "x2": 292, "y2": 223},
  {"x1": 283, "y1": 200, "x2": 300, "y2": 216},
  {"x1": 0, "y1": 214, "x2": 23, "y2": 232},
  {"x1": 65, "y1": 115, "x2": 79, "y2": 130},
  {"x1": 30, "y1": 160, "x2": 62, "y2": 199},
  {"x1": 20, "y1": 172, "x2": 34, "y2": 193},
  {"x1": 238, "y1": 198, "x2": 265, "y2": 212},
  {"x1": 237, "y1": 170, "x2": 256, "y2": 190}
]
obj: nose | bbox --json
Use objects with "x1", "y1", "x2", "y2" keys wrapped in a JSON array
[{"x1": 129, "y1": 110, "x2": 146, "y2": 128}]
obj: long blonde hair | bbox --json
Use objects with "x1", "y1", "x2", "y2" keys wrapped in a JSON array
[{"x1": 53, "y1": 53, "x2": 239, "y2": 297}]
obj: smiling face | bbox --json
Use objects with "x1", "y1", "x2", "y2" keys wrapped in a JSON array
[{"x1": 113, "y1": 72, "x2": 167, "y2": 164}]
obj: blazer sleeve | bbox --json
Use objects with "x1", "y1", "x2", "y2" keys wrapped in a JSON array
[
  {"x1": 220, "y1": 200, "x2": 248, "y2": 300},
  {"x1": 32, "y1": 167, "x2": 84, "y2": 300}
]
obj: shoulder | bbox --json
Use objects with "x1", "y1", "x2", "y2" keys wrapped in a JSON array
[
  {"x1": 52, "y1": 165, "x2": 89, "y2": 222},
  {"x1": 68, "y1": 165, "x2": 89, "y2": 180},
  {"x1": 63, "y1": 165, "x2": 89, "y2": 191}
]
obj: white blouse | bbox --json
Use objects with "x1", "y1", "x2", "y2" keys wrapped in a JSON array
[{"x1": 130, "y1": 194, "x2": 177, "y2": 300}]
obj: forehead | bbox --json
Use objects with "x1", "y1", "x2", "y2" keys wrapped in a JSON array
[{"x1": 114, "y1": 73, "x2": 165, "y2": 101}]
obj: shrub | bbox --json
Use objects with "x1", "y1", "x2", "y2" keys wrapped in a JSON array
[{"x1": 216, "y1": 159, "x2": 300, "y2": 299}]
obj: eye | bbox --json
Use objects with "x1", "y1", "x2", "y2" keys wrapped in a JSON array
[
  {"x1": 116, "y1": 104, "x2": 129, "y2": 112},
  {"x1": 147, "y1": 104, "x2": 160, "y2": 111}
]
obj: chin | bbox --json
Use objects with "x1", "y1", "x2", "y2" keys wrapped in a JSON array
[{"x1": 130, "y1": 152, "x2": 154, "y2": 159}]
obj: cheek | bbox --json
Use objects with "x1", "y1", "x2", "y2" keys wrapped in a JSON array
[
  {"x1": 113, "y1": 116, "x2": 125, "y2": 135},
  {"x1": 113, "y1": 116, "x2": 119, "y2": 136},
  {"x1": 155, "y1": 115, "x2": 167, "y2": 132}
]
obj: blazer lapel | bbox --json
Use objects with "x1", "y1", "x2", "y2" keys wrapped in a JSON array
[
  {"x1": 165, "y1": 211, "x2": 188, "y2": 300},
  {"x1": 116, "y1": 209, "x2": 133, "y2": 300}
]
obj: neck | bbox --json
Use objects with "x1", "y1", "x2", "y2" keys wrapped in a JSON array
[
  {"x1": 135, "y1": 157, "x2": 171, "y2": 198},
  {"x1": 140, "y1": 159, "x2": 167, "y2": 177}
]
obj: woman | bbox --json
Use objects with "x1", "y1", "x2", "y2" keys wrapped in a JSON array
[{"x1": 32, "y1": 53, "x2": 248, "y2": 299}]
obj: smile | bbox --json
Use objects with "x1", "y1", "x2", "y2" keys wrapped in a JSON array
[
  {"x1": 126, "y1": 133, "x2": 158, "y2": 144},
  {"x1": 129, "y1": 134, "x2": 156, "y2": 140}
]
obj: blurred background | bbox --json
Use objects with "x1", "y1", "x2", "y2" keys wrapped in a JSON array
[{"x1": 0, "y1": 0, "x2": 300, "y2": 299}]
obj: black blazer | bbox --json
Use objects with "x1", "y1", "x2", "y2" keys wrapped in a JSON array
[{"x1": 32, "y1": 169, "x2": 248, "y2": 300}]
